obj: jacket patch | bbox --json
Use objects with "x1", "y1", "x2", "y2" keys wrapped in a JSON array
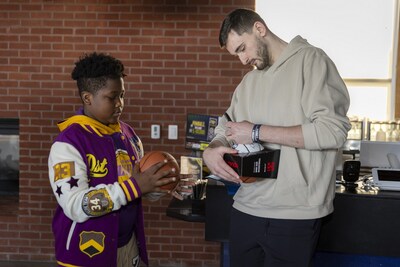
[
  {"x1": 116, "y1": 149, "x2": 132, "y2": 183},
  {"x1": 82, "y1": 188, "x2": 113, "y2": 216},
  {"x1": 53, "y1": 161, "x2": 75, "y2": 182},
  {"x1": 67, "y1": 177, "x2": 79, "y2": 189},
  {"x1": 55, "y1": 185, "x2": 63, "y2": 197},
  {"x1": 86, "y1": 154, "x2": 108, "y2": 178},
  {"x1": 79, "y1": 231, "x2": 105, "y2": 258},
  {"x1": 128, "y1": 135, "x2": 142, "y2": 160}
]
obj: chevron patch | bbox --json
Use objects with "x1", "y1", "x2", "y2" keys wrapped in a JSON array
[{"x1": 79, "y1": 231, "x2": 105, "y2": 258}]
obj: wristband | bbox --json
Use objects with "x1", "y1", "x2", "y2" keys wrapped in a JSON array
[{"x1": 252, "y1": 124, "x2": 262, "y2": 143}]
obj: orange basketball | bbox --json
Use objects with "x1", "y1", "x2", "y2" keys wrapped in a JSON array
[
  {"x1": 240, "y1": 177, "x2": 257, "y2": 183},
  {"x1": 139, "y1": 151, "x2": 180, "y2": 191}
]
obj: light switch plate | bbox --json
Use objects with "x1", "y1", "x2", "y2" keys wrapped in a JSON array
[{"x1": 168, "y1": 125, "x2": 178, "y2": 140}]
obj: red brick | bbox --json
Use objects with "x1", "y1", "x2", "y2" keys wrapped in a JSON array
[{"x1": 0, "y1": 1, "x2": 253, "y2": 265}]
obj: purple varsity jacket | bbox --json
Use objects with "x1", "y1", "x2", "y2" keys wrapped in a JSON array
[{"x1": 49, "y1": 111, "x2": 148, "y2": 267}]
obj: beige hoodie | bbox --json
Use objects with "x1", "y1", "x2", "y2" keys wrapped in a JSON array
[{"x1": 213, "y1": 36, "x2": 351, "y2": 219}]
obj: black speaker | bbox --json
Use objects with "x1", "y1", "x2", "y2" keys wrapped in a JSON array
[{"x1": 342, "y1": 160, "x2": 361, "y2": 183}]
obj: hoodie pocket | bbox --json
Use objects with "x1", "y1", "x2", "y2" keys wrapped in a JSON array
[{"x1": 269, "y1": 147, "x2": 310, "y2": 206}]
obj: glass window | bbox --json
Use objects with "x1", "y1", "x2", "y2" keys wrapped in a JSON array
[
  {"x1": 347, "y1": 86, "x2": 389, "y2": 121},
  {"x1": 256, "y1": 0, "x2": 399, "y2": 120}
]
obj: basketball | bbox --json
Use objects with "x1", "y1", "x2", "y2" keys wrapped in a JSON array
[
  {"x1": 139, "y1": 151, "x2": 180, "y2": 191},
  {"x1": 240, "y1": 176, "x2": 257, "y2": 183}
]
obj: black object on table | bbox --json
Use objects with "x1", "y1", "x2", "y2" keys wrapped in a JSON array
[
  {"x1": 166, "y1": 197, "x2": 205, "y2": 223},
  {"x1": 205, "y1": 184, "x2": 233, "y2": 242}
]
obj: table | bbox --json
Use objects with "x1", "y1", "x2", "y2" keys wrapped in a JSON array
[
  {"x1": 318, "y1": 184, "x2": 400, "y2": 257},
  {"x1": 167, "y1": 180, "x2": 400, "y2": 266},
  {"x1": 205, "y1": 182, "x2": 400, "y2": 258}
]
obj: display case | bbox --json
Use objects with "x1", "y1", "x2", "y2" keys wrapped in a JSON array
[{"x1": 368, "y1": 121, "x2": 400, "y2": 142}]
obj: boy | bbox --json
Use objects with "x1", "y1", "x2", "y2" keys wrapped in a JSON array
[{"x1": 48, "y1": 52, "x2": 177, "y2": 267}]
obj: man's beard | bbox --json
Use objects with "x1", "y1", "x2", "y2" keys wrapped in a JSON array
[{"x1": 254, "y1": 37, "x2": 270, "y2": 70}]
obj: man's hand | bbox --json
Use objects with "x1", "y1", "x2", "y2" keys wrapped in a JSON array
[
  {"x1": 203, "y1": 145, "x2": 241, "y2": 183},
  {"x1": 225, "y1": 120, "x2": 253, "y2": 144}
]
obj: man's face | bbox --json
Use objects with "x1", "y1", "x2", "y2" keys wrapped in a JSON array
[
  {"x1": 83, "y1": 78, "x2": 125, "y2": 125},
  {"x1": 225, "y1": 29, "x2": 270, "y2": 70}
]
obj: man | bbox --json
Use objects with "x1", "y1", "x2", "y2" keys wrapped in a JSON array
[{"x1": 203, "y1": 9, "x2": 351, "y2": 267}]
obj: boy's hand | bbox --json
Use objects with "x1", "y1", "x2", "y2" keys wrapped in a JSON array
[{"x1": 132, "y1": 160, "x2": 178, "y2": 195}]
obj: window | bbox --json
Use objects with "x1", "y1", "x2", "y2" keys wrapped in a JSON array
[
  {"x1": 0, "y1": 118, "x2": 19, "y2": 197},
  {"x1": 256, "y1": 0, "x2": 399, "y2": 121}
]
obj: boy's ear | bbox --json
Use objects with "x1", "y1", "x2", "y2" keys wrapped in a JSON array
[{"x1": 81, "y1": 91, "x2": 92, "y2": 105}]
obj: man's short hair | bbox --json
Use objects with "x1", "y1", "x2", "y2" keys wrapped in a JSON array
[{"x1": 219, "y1": 8, "x2": 266, "y2": 48}]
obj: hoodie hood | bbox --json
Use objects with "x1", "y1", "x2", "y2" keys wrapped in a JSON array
[
  {"x1": 269, "y1": 35, "x2": 311, "y2": 72},
  {"x1": 57, "y1": 114, "x2": 121, "y2": 136}
]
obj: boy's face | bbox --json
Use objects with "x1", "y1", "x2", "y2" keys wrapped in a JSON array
[{"x1": 82, "y1": 78, "x2": 125, "y2": 125}]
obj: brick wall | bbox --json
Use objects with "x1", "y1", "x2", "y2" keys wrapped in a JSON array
[{"x1": 0, "y1": 0, "x2": 254, "y2": 266}]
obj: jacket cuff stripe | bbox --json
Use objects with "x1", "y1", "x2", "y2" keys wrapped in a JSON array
[
  {"x1": 120, "y1": 182, "x2": 132, "y2": 202},
  {"x1": 127, "y1": 179, "x2": 139, "y2": 199},
  {"x1": 120, "y1": 178, "x2": 142, "y2": 202}
]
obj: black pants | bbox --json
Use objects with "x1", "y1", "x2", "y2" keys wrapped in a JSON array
[{"x1": 229, "y1": 208, "x2": 321, "y2": 267}]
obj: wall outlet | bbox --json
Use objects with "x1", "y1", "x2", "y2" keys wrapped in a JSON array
[
  {"x1": 168, "y1": 125, "x2": 178, "y2": 140},
  {"x1": 151, "y1": 124, "x2": 160, "y2": 139}
]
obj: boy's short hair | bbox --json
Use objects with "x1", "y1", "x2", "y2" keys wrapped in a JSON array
[
  {"x1": 71, "y1": 52, "x2": 126, "y2": 95},
  {"x1": 219, "y1": 8, "x2": 266, "y2": 48}
]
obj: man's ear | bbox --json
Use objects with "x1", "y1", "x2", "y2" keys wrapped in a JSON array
[
  {"x1": 254, "y1": 21, "x2": 267, "y2": 37},
  {"x1": 81, "y1": 91, "x2": 92, "y2": 105}
]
